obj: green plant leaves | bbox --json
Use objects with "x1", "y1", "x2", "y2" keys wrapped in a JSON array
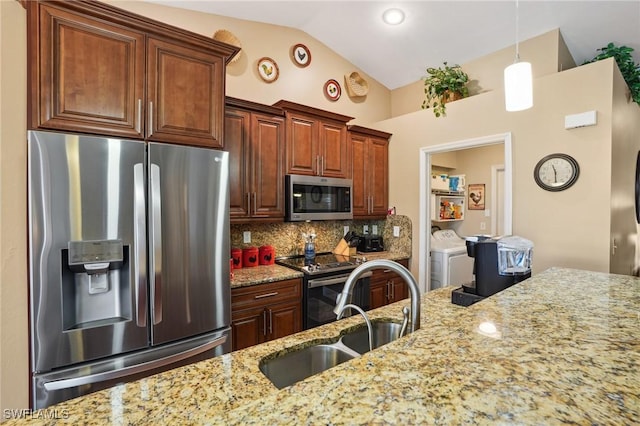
[
  {"x1": 422, "y1": 62, "x2": 470, "y2": 117},
  {"x1": 584, "y1": 43, "x2": 640, "y2": 105}
]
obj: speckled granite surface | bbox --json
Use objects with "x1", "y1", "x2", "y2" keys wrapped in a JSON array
[{"x1": 9, "y1": 267, "x2": 639, "y2": 425}]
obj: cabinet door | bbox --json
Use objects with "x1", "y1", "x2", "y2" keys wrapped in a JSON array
[
  {"x1": 350, "y1": 133, "x2": 369, "y2": 216},
  {"x1": 285, "y1": 113, "x2": 317, "y2": 176},
  {"x1": 31, "y1": 3, "x2": 145, "y2": 138},
  {"x1": 369, "y1": 280, "x2": 388, "y2": 310},
  {"x1": 251, "y1": 113, "x2": 285, "y2": 218},
  {"x1": 231, "y1": 307, "x2": 266, "y2": 351},
  {"x1": 268, "y1": 300, "x2": 302, "y2": 340},
  {"x1": 389, "y1": 280, "x2": 408, "y2": 303},
  {"x1": 225, "y1": 108, "x2": 251, "y2": 218},
  {"x1": 319, "y1": 120, "x2": 348, "y2": 178},
  {"x1": 147, "y1": 37, "x2": 224, "y2": 147},
  {"x1": 368, "y1": 137, "x2": 389, "y2": 216}
]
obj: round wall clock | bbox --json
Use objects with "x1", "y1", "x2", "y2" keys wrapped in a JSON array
[{"x1": 533, "y1": 153, "x2": 580, "y2": 191}]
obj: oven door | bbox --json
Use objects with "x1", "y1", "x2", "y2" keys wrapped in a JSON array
[{"x1": 304, "y1": 272, "x2": 371, "y2": 330}]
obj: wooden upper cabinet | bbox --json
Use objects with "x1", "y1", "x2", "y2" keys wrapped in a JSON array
[
  {"x1": 146, "y1": 38, "x2": 225, "y2": 147},
  {"x1": 27, "y1": 0, "x2": 238, "y2": 147},
  {"x1": 225, "y1": 97, "x2": 285, "y2": 222},
  {"x1": 29, "y1": 3, "x2": 145, "y2": 138},
  {"x1": 273, "y1": 100, "x2": 353, "y2": 178},
  {"x1": 348, "y1": 125, "x2": 392, "y2": 219}
]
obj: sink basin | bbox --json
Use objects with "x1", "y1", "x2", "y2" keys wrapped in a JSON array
[
  {"x1": 259, "y1": 343, "x2": 357, "y2": 389},
  {"x1": 340, "y1": 321, "x2": 402, "y2": 354}
]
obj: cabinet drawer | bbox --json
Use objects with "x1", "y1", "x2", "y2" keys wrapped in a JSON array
[
  {"x1": 370, "y1": 259, "x2": 409, "y2": 284},
  {"x1": 232, "y1": 278, "x2": 302, "y2": 310}
]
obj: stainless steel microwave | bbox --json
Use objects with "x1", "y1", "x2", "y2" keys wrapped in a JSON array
[{"x1": 285, "y1": 174, "x2": 353, "y2": 221}]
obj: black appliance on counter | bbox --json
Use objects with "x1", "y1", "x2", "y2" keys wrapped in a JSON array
[
  {"x1": 276, "y1": 253, "x2": 370, "y2": 329},
  {"x1": 357, "y1": 235, "x2": 384, "y2": 253},
  {"x1": 452, "y1": 236, "x2": 532, "y2": 307}
]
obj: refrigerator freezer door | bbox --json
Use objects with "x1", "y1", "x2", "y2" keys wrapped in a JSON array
[
  {"x1": 147, "y1": 143, "x2": 230, "y2": 345},
  {"x1": 28, "y1": 131, "x2": 149, "y2": 373},
  {"x1": 32, "y1": 328, "x2": 231, "y2": 409}
]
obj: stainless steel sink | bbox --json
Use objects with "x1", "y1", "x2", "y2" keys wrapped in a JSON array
[
  {"x1": 259, "y1": 343, "x2": 358, "y2": 389},
  {"x1": 340, "y1": 321, "x2": 402, "y2": 354},
  {"x1": 259, "y1": 320, "x2": 403, "y2": 389}
]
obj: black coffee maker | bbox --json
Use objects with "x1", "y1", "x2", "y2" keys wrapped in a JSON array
[{"x1": 452, "y1": 236, "x2": 533, "y2": 307}]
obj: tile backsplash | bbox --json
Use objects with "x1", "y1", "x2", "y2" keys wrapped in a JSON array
[{"x1": 230, "y1": 215, "x2": 412, "y2": 258}]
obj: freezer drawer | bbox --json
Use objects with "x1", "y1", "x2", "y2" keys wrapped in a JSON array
[{"x1": 33, "y1": 328, "x2": 230, "y2": 409}]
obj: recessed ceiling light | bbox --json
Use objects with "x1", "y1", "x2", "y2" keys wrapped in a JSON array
[{"x1": 382, "y1": 8, "x2": 405, "y2": 25}]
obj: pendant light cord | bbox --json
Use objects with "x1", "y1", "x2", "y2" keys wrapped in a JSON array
[{"x1": 515, "y1": 0, "x2": 520, "y2": 62}]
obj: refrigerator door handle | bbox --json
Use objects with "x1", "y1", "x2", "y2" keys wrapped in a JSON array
[
  {"x1": 42, "y1": 335, "x2": 227, "y2": 392},
  {"x1": 150, "y1": 163, "x2": 163, "y2": 325},
  {"x1": 133, "y1": 163, "x2": 148, "y2": 327}
]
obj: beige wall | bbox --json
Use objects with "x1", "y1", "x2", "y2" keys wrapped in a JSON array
[
  {"x1": 610, "y1": 63, "x2": 640, "y2": 275},
  {"x1": 105, "y1": 0, "x2": 392, "y2": 125},
  {"x1": 0, "y1": 0, "x2": 28, "y2": 414},
  {"x1": 375, "y1": 58, "x2": 640, "y2": 284},
  {"x1": 390, "y1": 29, "x2": 576, "y2": 118}
]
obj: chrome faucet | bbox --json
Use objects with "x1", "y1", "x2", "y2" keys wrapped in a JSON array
[
  {"x1": 334, "y1": 259, "x2": 421, "y2": 333},
  {"x1": 335, "y1": 303, "x2": 373, "y2": 352}
]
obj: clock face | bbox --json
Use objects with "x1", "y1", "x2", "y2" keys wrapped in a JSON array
[{"x1": 534, "y1": 154, "x2": 579, "y2": 191}]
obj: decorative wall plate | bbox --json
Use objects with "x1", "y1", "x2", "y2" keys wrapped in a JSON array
[
  {"x1": 257, "y1": 57, "x2": 279, "y2": 83},
  {"x1": 323, "y1": 79, "x2": 341, "y2": 101},
  {"x1": 292, "y1": 43, "x2": 311, "y2": 67}
]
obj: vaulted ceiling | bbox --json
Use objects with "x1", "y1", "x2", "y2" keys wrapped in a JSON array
[{"x1": 146, "y1": 1, "x2": 640, "y2": 90}]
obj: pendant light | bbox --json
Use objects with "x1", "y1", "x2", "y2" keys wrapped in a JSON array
[{"x1": 504, "y1": 0, "x2": 532, "y2": 111}]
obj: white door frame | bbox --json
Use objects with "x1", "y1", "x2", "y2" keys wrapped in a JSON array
[
  {"x1": 491, "y1": 164, "x2": 505, "y2": 236},
  {"x1": 419, "y1": 132, "x2": 513, "y2": 293}
]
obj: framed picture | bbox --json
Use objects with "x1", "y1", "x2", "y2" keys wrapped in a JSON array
[
  {"x1": 323, "y1": 79, "x2": 341, "y2": 101},
  {"x1": 291, "y1": 43, "x2": 311, "y2": 67},
  {"x1": 257, "y1": 57, "x2": 279, "y2": 83},
  {"x1": 468, "y1": 184, "x2": 485, "y2": 210}
]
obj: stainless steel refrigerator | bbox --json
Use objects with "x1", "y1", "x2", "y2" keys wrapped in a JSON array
[{"x1": 28, "y1": 130, "x2": 231, "y2": 409}]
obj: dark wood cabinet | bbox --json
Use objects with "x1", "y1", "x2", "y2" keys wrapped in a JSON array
[
  {"x1": 225, "y1": 98, "x2": 285, "y2": 222},
  {"x1": 273, "y1": 100, "x2": 353, "y2": 178},
  {"x1": 349, "y1": 125, "x2": 391, "y2": 219},
  {"x1": 27, "y1": 0, "x2": 237, "y2": 147},
  {"x1": 146, "y1": 37, "x2": 226, "y2": 147},
  {"x1": 369, "y1": 259, "x2": 410, "y2": 310},
  {"x1": 231, "y1": 278, "x2": 302, "y2": 351}
]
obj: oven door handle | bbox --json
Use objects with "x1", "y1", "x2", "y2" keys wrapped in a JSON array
[{"x1": 307, "y1": 271, "x2": 372, "y2": 288}]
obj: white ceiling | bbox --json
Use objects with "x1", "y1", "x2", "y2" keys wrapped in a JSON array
[{"x1": 146, "y1": 1, "x2": 640, "y2": 90}]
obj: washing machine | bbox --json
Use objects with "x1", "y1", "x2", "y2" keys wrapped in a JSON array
[{"x1": 429, "y1": 229, "x2": 474, "y2": 291}]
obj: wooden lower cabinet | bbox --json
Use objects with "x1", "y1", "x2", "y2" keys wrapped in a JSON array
[
  {"x1": 369, "y1": 259, "x2": 410, "y2": 310},
  {"x1": 231, "y1": 278, "x2": 302, "y2": 351}
]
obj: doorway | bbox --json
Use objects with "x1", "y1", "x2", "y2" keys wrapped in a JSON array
[{"x1": 419, "y1": 133, "x2": 513, "y2": 292}]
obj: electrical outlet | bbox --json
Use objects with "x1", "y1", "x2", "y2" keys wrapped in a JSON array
[
  {"x1": 372, "y1": 225, "x2": 378, "y2": 235},
  {"x1": 363, "y1": 225, "x2": 369, "y2": 234},
  {"x1": 393, "y1": 226, "x2": 400, "y2": 237},
  {"x1": 480, "y1": 222, "x2": 486, "y2": 231},
  {"x1": 343, "y1": 225, "x2": 349, "y2": 236},
  {"x1": 243, "y1": 231, "x2": 251, "y2": 243}
]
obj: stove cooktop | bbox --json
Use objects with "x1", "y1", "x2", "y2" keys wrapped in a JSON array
[{"x1": 276, "y1": 253, "x2": 357, "y2": 275}]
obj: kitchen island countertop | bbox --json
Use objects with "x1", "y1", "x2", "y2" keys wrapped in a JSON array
[{"x1": 9, "y1": 267, "x2": 639, "y2": 424}]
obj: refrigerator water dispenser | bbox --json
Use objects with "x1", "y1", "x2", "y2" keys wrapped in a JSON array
[{"x1": 63, "y1": 240, "x2": 130, "y2": 330}]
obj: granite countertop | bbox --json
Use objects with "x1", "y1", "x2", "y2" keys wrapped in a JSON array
[
  {"x1": 11, "y1": 267, "x2": 639, "y2": 424},
  {"x1": 230, "y1": 251, "x2": 410, "y2": 288}
]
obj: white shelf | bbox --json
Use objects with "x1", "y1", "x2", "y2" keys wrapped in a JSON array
[{"x1": 431, "y1": 193, "x2": 465, "y2": 222}]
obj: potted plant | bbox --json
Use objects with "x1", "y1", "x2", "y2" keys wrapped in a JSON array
[
  {"x1": 583, "y1": 43, "x2": 640, "y2": 105},
  {"x1": 421, "y1": 62, "x2": 470, "y2": 117}
]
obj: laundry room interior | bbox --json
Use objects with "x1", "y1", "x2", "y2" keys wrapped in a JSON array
[{"x1": 429, "y1": 142, "x2": 505, "y2": 290}]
